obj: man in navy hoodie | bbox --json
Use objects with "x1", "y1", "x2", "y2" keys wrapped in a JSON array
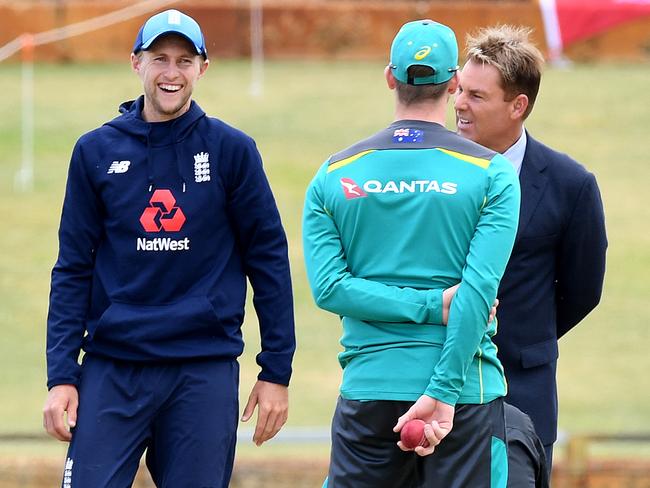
[{"x1": 42, "y1": 9, "x2": 295, "y2": 487}]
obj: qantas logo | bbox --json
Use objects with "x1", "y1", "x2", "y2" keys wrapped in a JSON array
[
  {"x1": 340, "y1": 178, "x2": 367, "y2": 199},
  {"x1": 341, "y1": 178, "x2": 458, "y2": 198},
  {"x1": 138, "y1": 189, "x2": 190, "y2": 252}
]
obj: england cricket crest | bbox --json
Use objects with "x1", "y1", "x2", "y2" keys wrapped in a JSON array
[{"x1": 193, "y1": 152, "x2": 211, "y2": 183}]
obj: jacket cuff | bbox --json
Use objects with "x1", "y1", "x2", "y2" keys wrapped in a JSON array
[{"x1": 426, "y1": 289, "x2": 444, "y2": 324}]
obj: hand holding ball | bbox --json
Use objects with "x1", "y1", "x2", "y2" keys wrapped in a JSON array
[{"x1": 400, "y1": 419, "x2": 430, "y2": 449}]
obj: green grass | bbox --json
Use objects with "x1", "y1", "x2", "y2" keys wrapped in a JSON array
[{"x1": 0, "y1": 60, "x2": 649, "y2": 458}]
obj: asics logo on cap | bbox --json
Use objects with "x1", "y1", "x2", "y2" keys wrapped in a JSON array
[{"x1": 414, "y1": 46, "x2": 431, "y2": 60}]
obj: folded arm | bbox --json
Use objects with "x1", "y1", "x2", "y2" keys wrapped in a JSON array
[{"x1": 303, "y1": 166, "x2": 447, "y2": 325}]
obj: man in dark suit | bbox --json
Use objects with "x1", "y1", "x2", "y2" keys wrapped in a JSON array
[{"x1": 454, "y1": 25, "x2": 607, "y2": 474}]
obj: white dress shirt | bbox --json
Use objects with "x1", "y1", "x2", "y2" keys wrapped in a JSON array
[{"x1": 502, "y1": 129, "x2": 527, "y2": 175}]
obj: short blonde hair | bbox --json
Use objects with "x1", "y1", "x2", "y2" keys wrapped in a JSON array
[
  {"x1": 395, "y1": 65, "x2": 449, "y2": 105},
  {"x1": 465, "y1": 25, "x2": 544, "y2": 119}
]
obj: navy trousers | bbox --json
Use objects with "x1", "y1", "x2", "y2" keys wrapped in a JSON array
[{"x1": 62, "y1": 355, "x2": 239, "y2": 488}]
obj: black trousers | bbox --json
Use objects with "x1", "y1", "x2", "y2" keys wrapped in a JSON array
[{"x1": 326, "y1": 397, "x2": 507, "y2": 488}]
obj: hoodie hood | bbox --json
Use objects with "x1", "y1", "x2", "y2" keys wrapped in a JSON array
[
  {"x1": 106, "y1": 96, "x2": 207, "y2": 191},
  {"x1": 109, "y1": 95, "x2": 206, "y2": 141}
]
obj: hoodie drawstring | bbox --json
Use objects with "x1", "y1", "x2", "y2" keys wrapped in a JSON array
[
  {"x1": 172, "y1": 126, "x2": 188, "y2": 193},
  {"x1": 109, "y1": 97, "x2": 205, "y2": 194},
  {"x1": 146, "y1": 127, "x2": 154, "y2": 192}
]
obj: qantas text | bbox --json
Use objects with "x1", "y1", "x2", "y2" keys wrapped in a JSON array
[{"x1": 362, "y1": 180, "x2": 457, "y2": 194}]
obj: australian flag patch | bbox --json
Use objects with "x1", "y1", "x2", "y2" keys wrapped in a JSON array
[{"x1": 392, "y1": 128, "x2": 423, "y2": 143}]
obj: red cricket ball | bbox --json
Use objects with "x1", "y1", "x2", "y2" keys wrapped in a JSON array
[{"x1": 400, "y1": 419, "x2": 430, "y2": 449}]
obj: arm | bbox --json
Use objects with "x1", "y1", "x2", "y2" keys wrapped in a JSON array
[
  {"x1": 226, "y1": 138, "x2": 295, "y2": 443},
  {"x1": 303, "y1": 164, "x2": 447, "y2": 325},
  {"x1": 227, "y1": 138, "x2": 296, "y2": 387},
  {"x1": 556, "y1": 172, "x2": 607, "y2": 338},
  {"x1": 45, "y1": 141, "x2": 103, "y2": 439},
  {"x1": 425, "y1": 155, "x2": 521, "y2": 405},
  {"x1": 47, "y1": 141, "x2": 103, "y2": 389}
]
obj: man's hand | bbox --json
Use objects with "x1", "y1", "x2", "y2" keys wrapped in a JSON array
[
  {"x1": 393, "y1": 394, "x2": 454, "y2": 457},
  {"x1": 442, "y1": 284, "x2": 499, "y2": 325},
  {"x1": 441, "y1": 284, "x2": 459, "y2": 324},
  {"x1": 43, "y1": 384, "x2": 78, "y2": 442},
  {"x1": 488, "y1": 298, "x2": 499, "y2": 324},
  {"x1": 241, "y1": 380, "x2": 289, "y2": 446}
]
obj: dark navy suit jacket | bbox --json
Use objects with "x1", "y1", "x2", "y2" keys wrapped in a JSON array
[{"x1": 494, "y1": 133, "x2": 607, "y2": 446}]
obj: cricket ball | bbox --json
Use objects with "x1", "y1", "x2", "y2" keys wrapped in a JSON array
[{"x1": 400, "y1": 419, "x2": 430, "y2": 449}]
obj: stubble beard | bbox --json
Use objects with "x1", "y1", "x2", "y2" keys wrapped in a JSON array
[{"x1": 145, "y1": 86, "x2": 193, "y2": 121}]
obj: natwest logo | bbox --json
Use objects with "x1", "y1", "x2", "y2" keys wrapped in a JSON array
[{"x1": 139, "y1": 189, "x2": 186, "y2": 232}]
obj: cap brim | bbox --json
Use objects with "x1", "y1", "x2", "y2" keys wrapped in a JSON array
[{"x1": 140, "y1": 30, "x2": 205, "y2": 57}]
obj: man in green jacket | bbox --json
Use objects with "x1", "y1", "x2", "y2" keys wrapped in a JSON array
[{"x1": 303, "y1": 19, "x2": 520, "y2": 487}]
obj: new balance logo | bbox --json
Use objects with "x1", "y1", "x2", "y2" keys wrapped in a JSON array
[
  {"x1": 107, "y1": 160, "x2": 131, "y2": 174},
  {"x1": 194, "y1": 152, "x2": 210, "y2": 183},
  {"x1": 340, "y1": 178, "x2": 367, "y2": 199}
]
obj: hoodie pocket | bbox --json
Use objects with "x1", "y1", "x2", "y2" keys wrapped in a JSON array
[{"x1": 90, "y1": 296, "x2": 223, "y2": 346}]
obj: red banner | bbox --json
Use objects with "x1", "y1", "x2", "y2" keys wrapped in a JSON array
[{"x1": 539, "y1": 0, "x2": 650, "y2": 58}]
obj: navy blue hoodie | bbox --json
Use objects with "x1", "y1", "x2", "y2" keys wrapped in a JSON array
[{"x1": 47, "y1": 97, "x2": 295, "y2": 389}]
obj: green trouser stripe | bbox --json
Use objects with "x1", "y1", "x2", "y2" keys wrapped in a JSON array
[{"x1": 491, "y1": 436, "x2": 508, "y2": 488}]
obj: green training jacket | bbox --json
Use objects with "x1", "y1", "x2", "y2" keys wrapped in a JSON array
[{"x1": 303, "y1": 120, "x2": 520, "y2": 406}]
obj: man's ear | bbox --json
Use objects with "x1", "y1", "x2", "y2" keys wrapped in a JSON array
[
  {"x1": 447, "y1": 72, "x2": 459, "y2": 94},
  {"x1": 131, "y1": 53, "x2": 141, "y2": 74},
  {"x1": 198, "y1": 58, "x2": 210, "y2": 78},
  {"x1": 511, "y1": 94, "x2": 529, "y2": 120},
  {"x1": 385, "y1": 65, "x2": 397, "y2": 90}
]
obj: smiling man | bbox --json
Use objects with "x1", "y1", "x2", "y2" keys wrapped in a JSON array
[
  {"x1": 43, "y1": 9, "x2": 295, "y2": 487},
  {"x1": 454, "y1": 25, "x2": 607, "y2": 478}
]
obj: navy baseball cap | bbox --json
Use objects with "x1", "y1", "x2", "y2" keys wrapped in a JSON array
[
  {"x1": 390, "y1": 19, "x2": 458, "y2": 85},
  {"x1": 133, "y1": 9, "x2": 207, "y2": 58}
]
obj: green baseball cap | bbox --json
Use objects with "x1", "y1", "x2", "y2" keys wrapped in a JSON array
[{"x1": 390, "y1": 19, "x2": 459, "y2": 85}]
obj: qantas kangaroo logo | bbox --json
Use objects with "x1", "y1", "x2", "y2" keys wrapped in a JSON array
[{"x1": 340, "y1": 178, "x2": 367, "y2": 199}]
